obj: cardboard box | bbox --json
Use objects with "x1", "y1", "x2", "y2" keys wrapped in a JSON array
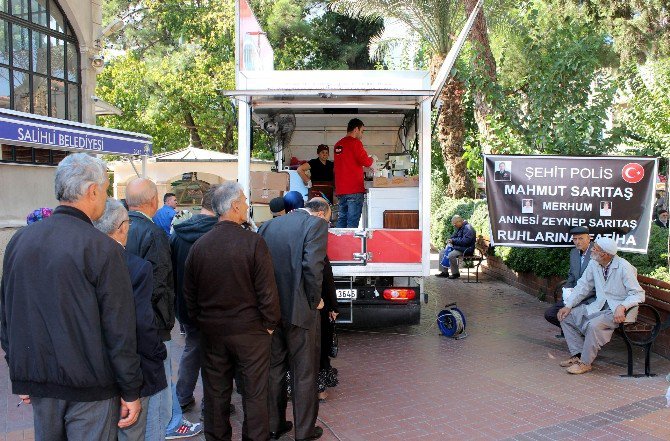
[
  {"x1": 250, "y1": 171, "x2": 290, "y2": 191},
  {"x1": 372, "y1": 175, "x2": 419, "y2": 188},
  {"x1": 250, "y1": 189, "x2": 283, "y2": 204}
]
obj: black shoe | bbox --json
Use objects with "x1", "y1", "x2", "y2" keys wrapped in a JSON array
[
  {"x1": 448, "y1": 274, "x2": 460, "y2": 279},
  {"x1": 296, "y1": 427, "x2": 323, "y2": 441},
  {"x1": 270, "y1": 421, "x2": 293, "y2": 440},
  {"x1": 435, "y1": 272, "x2": 449, "y2": 278},
  {"x1": 179, "y1": 397, "x2": 195, "y2": 412}
]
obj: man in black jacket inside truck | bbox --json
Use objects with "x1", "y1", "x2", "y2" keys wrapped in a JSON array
[{"x1": 1, "y1": 153, "x2": 143, "y2": 440}]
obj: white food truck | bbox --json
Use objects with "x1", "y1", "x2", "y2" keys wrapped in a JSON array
[{"x1": 227, "y1": 0, "x2": 482, "y2": 326}]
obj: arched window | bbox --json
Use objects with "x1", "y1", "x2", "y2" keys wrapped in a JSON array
[{"x1": 0, "y1": 0, "x2": 81, "y2": 122}]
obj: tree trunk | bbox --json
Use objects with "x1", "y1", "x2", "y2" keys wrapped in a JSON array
[
  {"x1": 221, "y1": 119, "x2": 235, "y2": 154},
  {"x1": 184, "y1": 110, "x2": 203, "y2": 147},
  {"x1": 430, "y1": 54, "x2": 474, "y2": 198},
  {"x1": 464, "y1": 0, "x2": 497, "y2": 153}
]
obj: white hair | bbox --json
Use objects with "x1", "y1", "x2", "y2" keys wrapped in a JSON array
[
  {"x1": 93, "y1": 198, "x2": 129, "y2": 235},
  {"x1": 125, "y1": 178, "x2": 158, "y2": 207},
  {"x1": 54, "y1": 153, "x2": 108, "y2": 202},
  {"x1": 213, "y1": 181, "x2": 243, "y2": 216}
]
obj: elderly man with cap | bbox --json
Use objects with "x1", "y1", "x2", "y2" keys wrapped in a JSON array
[
  {"x1": 544, "y1": 226, "x2": 595, "y2": 331},
  {"x1": 557, "y1": 237, "x2": 645, "y2": 374}
]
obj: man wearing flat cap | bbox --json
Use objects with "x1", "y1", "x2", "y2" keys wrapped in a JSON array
[
  {"x1": 557, "y1": 237, "x2": 645, "y2": 374},
  {"x1": 544, "y1": 226, "x2": 595, "y2": 330}
]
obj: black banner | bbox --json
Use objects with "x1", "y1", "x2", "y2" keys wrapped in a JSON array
[{"x1": 484, "y1": 155, "x2": 658, "y2": 253}]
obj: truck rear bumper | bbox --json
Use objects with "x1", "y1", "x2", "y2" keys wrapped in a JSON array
[{"x1": 337, "y1": 301, "x2": 420, "y2": 327}]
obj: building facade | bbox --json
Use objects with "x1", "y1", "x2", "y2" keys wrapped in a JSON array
[{"x1": 0, "y1": 0, "x2": 106, "y2": 262}]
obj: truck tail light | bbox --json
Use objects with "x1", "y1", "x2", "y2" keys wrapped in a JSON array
[{"x1": 383, "y1": 289, "x2": 416, "y2": 301}]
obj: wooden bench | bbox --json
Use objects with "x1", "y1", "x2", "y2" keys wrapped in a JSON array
[
  {"x1": 460, "y1": 238, "x2": 488, "y2": 283},
  {"x1": 619, "y1": 275, "x2": 670, "y2": 377},
  {"x1": 550, "y1": 276, "x2": 665, "y2": 376}
]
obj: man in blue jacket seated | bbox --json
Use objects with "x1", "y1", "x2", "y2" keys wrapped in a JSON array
[
  {"x1": 437, "y1": 215, "x2": 476, "y2": 279},
  {"x1": 94, "y1": 198, "x2": 169, "y2": 439}
]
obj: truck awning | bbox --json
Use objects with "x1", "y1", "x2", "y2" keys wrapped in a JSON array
[
  {"x1": 221, "y1": 89, "x2": 434, "y2": 110},
  {"x1": 0, "y1": 108, "x2": 152, "y2": 156}
]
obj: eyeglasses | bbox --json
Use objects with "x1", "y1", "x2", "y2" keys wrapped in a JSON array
[{"x1": 117, "y1": 219, "x2": 132, "y2": 230}]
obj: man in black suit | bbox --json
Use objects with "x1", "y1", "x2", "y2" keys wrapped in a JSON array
[
  {"x1": 544, "y1": 226, "x2": 595, "y2": 329},
  {"x1": 655, "y1": 209, "x2": 668, "y2": 228},
  {"x1": 494, "y1": 162, "x2": 511, "y2": 181},
  {"x1": 94, "y1": 198, "x2": 168, "y2": 439},
  {"x1": 259, "y1": 197, "x2": 330, "y2": 441}
]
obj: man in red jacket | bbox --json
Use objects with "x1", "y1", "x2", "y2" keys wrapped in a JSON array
[{"x1": 334, "y1": 118, "x2": 374, "y2": 228}]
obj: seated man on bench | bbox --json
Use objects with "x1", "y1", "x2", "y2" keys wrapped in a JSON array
[
  {"x1": 545, "y1": 226, "x2": 596, "y2": 330},
  {"x1": 437, "y1": 215, "x2": 476, "y2": 279},
  {"x1": 557, "y1": 237, "x2": 645, "y2": 374}
]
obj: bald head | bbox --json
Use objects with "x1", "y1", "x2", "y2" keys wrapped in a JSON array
[
  {"x1": 305, "y1": 197, "x2": 331, "y2": 222},
  {"x1": 126, "y1": 178, "x2": 159, "y2": 216}
]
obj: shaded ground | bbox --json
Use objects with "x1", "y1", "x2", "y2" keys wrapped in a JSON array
[{"x1": 2, "y1": 255, "x2": 669, "y2": 440}]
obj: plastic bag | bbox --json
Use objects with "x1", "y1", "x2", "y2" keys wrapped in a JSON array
[{"x1": 440, "y1": 245, "x2": 454, "y2": 268}]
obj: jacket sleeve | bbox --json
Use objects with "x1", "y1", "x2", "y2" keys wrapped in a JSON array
[
  {"x1": 143, "y1": 231, "x2": 174, "y2": 331},
  {"x1": 134, "y1": 261, "x2": 167, "y2": 364},
  {"x1": 253, "y1": 237, "x2": 281, "y2": 330},
  {"x1": 451, "y1": 224, "x2": 476, "y2": 248},
  {"x1": 302, "y1": 219, "x2": 328, "y2": 309},
  {"x1": 1, "y1": 270, "x2": 8, "y2": 363},
  {"x1": 322, "y1": 257, "x2": 339, "y2": 313},
  {"x1": 621, "y1": 264, "x2": 645, "y2": 309},
  {"x1": 355, "y1": 142, "x2": 374, "y2": 168},
  {"x1": 565, "y1": 249, "x2": 578, "y2": 288},
  {"x1": 97, "y1": 249, "x2": 143, "y2": 402},
  {"x1": 565, "y1": 261, "x2": 597, "y2": 309},
  {"x1": 183, "y1": 246, "x2": 200, "y2": 324}
]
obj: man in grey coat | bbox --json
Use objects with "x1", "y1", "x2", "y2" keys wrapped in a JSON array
[
  {"x1": 558, "y1": 237, "x2": 645, "y2": 374},
  {"x1": 544, "y1": 226, "x2": 595, "y2": 329},
  {"x1": 259, "y1": 198, "x2": 330, "y2": 441}
]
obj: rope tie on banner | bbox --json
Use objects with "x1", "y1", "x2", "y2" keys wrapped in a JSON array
[{"x1": 437, "y1": 303, "x2": 467, "y2": 339}]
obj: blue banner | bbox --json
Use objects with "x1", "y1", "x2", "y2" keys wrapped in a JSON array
[{"x1": 0, "y1": 109, "x2": 152, "y2": 156}]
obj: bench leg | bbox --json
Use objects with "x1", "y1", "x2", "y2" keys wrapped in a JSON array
[
  {"x1": 620, "y1": 336, "x2": 635, "y2": 377},
  {"x1": 644, "y1": 343, "x2": 656, "y2": 377}
]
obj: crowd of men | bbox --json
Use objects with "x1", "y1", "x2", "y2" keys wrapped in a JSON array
[{"x1": 0, "y1": 153, "x2": 333, "y2": 441}]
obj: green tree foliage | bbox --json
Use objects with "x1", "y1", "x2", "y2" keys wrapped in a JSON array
[
  {"x1": 252, "y1": 0, "x2": 384, "y2": 69},
  {"x1": 97, "y1": 0, "x2": 237, "y2": 154},
  {"x1": 483, "y1": 0, "x2": 619, "y2": 155},
  {"x1": 615, "y1": 59, "x2": 670, "y2": 156},
  {"x1": 563, "y1": 0, "x2": 670, "y2": 63}
]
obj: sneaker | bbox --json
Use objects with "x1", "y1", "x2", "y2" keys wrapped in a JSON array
[
  {"x1": 166, "y1": 419, "x2": 202, "y2": 439},
  {"x1": 559, "y1": 356, "x2": 580, "y2": 367},
  {"x1": 567, "y1": 362, "x2": 592, "y2": 375}
]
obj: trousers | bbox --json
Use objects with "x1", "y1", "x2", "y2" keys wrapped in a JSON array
[
  {"x1": 561, "y1": 304, "x2": 617, "y2": 365},
  {"x1": 268, "y1": 313, "x2": 321, "y2": 440},
  {"x1": 32, "y1": 396, "x2": 119, "y2": 441},
  {"x1": 201, "y1": 331, "x2": 272, "y2": 441}
]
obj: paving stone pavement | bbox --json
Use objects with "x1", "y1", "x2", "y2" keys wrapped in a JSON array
[{"x1": 1, "y1": 254, "x2": 670, "y2": 440}]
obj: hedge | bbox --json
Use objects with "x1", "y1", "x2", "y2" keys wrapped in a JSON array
[{"x1": 431, "y1": 192, "x2": 669, "y2": 280}]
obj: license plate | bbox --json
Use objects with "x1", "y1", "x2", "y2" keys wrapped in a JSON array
[{"x1": 336, "y1": 289, "x2": 358, "y2": 300}]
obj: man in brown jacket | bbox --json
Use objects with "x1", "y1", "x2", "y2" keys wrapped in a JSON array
[{"x1": 183, "y1": 181, "x2": 281, "y2": 441}]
